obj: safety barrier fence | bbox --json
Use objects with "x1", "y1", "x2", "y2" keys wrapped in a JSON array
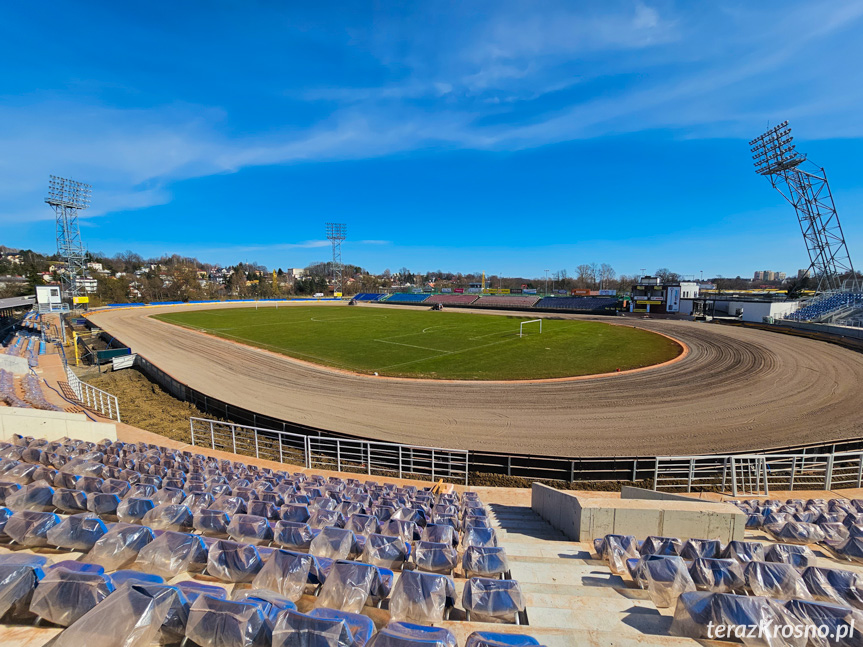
[
  {"x1": 64, "y1": 365, "x2": 121, "y2": 423},
  {"x1": 190, "y1": 417, "x2": 469, "y2": 485}
]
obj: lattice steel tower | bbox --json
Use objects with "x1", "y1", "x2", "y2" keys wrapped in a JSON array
[
  {"x1": 750, "y1": 122, "x2": 858, "y2": 293},
  {"x1": 46, "y1": 175, "x2": 91, "y2": 300},
  {"x1": 326, "y1": 222, "x2": 347, "y2": 295}
]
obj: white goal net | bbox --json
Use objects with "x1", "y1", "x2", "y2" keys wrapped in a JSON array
[{"x1": 519, "y1": 319, "x2": 542, "y2": 337}]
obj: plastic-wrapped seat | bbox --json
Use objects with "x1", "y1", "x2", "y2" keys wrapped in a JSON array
[
  {"x1": 87, "y1": 492, "x2": 121, "y2": 516},
  {"x1": 4, "y1": 510, "x2": 61, "y2": 547},
  {"x1": 5, "y1": 481, "x2": 55, "y2": 511},
  {"x1": 464, "y1": 632, "x2": 540, "y2": 647},
  {"x1": 414, "y1": 541, "x2": 457, "y2": 575},
  {"x1": 309, "y1": 509, "x2": 346, "y2": 530},
  {"x1": 272, "y1": 608, "x2": 355, "y2": 647},
  {"x1": 0, "y1": 482, "x2": 22, "y2": 506},
  {"x1": 463, "y1": 546, "x2": 509, "y2": 579},
  {"x1": 214, "y1": 495, "x2": 247, "y2": 515},
  {"x1": 185, "y1": 594, "x2": 272, "y2": 647},
  {"x1": 367, "y1": 621, "x2": 456, "y2": 647},
  {"x1": 28, "y1": 565, "x2": 115, "y2": 626},
  {"x1": 345, "y1": 514, "x2": 380, "y2": 537},
  {"x1": 744, "y1": 561, "x2": 812, "y2": 600},
  {"x1": 593, "y1": 534, "x2": 638, "y2": 575},
  {"x1": 421, "y1": 524, "x2": 456, "y2": 548},
  {"x1": 87, "y1": 523, "x2": 155, "y2": 570},
  {"x1": 50, "y1": 581, "x2": 177, "y2": 647},
  {"x1": 249, "y1": 500, "x2": 278, "y2": 520},
  {"x1": 719, "y1": 540, "x2": 764, "y2": 564},
  {"x1": 785, "y1": 598, "x2": 863, "y2": 645},
  {"x1": 801, "y1": 566, "x2": 863, "y2": 608},
  {"x1": 389, "y1": 570, "x2": 455, "y2": 623},
  {"x1": 46, "y1": 512, "x2": 107, "y2": 550},
  {"x1": 316, "y1": 560, "x2": 384, "y2": 613},
  {"x1": 228, "y1": 513, "x2": 274, "y2": 545},
  {"x1": 117, "y1": 497, "x2": 156, "y2": 524},
  {"x1": 688, "y1": 558, "x2": 745, "y2": 593},
  {"x1": 252, "y1": 549, "x2": 313, "y2": 601},
  {"x1": 275, "y1": 521, "x2": 314, "y2": 551},
  {"x1": 176, "y1": 580, "x2": 227, "y2": 604},
  {"x1": 820, "y1": 522, "x2": 851, "y2": 549},
  {"x1": 53, "y1": 488, "x2": 88, "y2": 513},
  {"x1": 765, "y1": 543, "x2": 817, "y2": 569},
  {"x1": 0, "y1": 553, "x2": 48, "y2": 620},
  {"x1": 184, "y1": 491, "x2": 215, "y2": 513},
  {"x1": 770, "y1": 521, "x2": 826, "y2": 545},
  {"x1": 361, "y1": 533, "x2": 409, "y2": 570},
  {"x1": 281, "y1": 503, "x2": 311, "y2": 523},
  {"x1": 142, "y1": 503, "x2": 194, "y2": 531},
  {"x1": 639, "y1": 536, "x2": 683, "y2": 557},
  {"x1": 462, "y1": 526, "x2": 497, "y2": 550},
  {"x1": 207, "y1": 539, "x2": 263, "y2": 583},
  {"x1": 833, "y1": 536, "x2": 863, "y2": 563},
  {"x1": 680, "y1": 538, "x2": 721, "y2": 560},
  {"x1": 670, "y1": 591, "x2": 809, "y2": 645},
  {"x1": 134, "y1": 530, "x2": 208, "y2": 578},
  {"x1": 195, "y1": 508, "x2": 231, "y2": 536},
  {"x1": 631, "y1": 555, "x2": 696, "y2": 608},
  {"x1": 311, "y1": 526, "x2": 357, "y2": 560},
  {"x1": 309, "y1": 607, "x2": 375, "y2": 647},
  {"x1": 101, "y1": 478, "x2": 131, "y2": 497},
  {"x1": 462, "y1": 577, "x2": 525, "y2": 623}
]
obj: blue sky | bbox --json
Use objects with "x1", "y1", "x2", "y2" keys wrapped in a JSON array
[{"x1": 2, "y1": 1, "x2": 863, "y2": 279}]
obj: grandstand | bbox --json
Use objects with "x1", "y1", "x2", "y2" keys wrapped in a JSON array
[
  {"x1": 425, "y1": 294, "x2": 479, "y2": 306},
  {"x1": 381, "y1": 293, "x2": 431, "y2": 304},
  {"x1": 786, "y1": 292, "x2": 863, "y2": 323},
  {"x1": 534, "y1": 296, "x2": 618, "y2": 312},
  {"x1": 471, "y1": 296, "x2": 540, "y2": 309},
  {"x1": 351, "y1": 293, "x2": 387, "y2": 302}
]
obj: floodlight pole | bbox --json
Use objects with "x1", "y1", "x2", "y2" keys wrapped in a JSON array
[
  {"x1": 326, "y1": 223, "x2": 347, "y2": 296},
  {"x1": 750, "y1": 122, "x2": 857, "y2": 293},
  {"x1": 544, "y1": 269, "x2": 549, "y2": 295},
  {"x1": 45, "y1": 175, "x2": 91, "y2": 302}
]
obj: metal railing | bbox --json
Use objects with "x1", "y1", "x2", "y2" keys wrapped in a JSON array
[
  {"x1": 64, "y1": 366, "x2": 121, "y2": 422},
  {"x1": 652, "y1": 449, "x2": 863, "y2": 496},
  {"x1": 190, "y1": 417, "x2": 469, "y2": 484}
]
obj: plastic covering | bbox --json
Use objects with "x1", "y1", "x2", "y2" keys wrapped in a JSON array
[
  {"x1": 117, "y1": 497, "x2": 156, "y2": 524},
  {"x1": 5, "y1": 481, "x2": 55, "y2": 511},
  {"x1": 594, "y1": 534, "x2": 639, "y2": 575},
  {"x1": 639, "y1": 536, "x2": 683, "y2": 557},
  {"x1": 53, "y1": 488, "x2": 88, "y2": 513},
  {"x1": 820, "y1": 523, "x2": 851, "y2": 549},
  {"x1": 631, "y1": 555, "x2": 697, "y2": 608},
  {"x1": 311, "y1": 527, "x2": 357, "y2": 560},
  {"x1": 345, "y1": 514, "x2": 380, "y2": 537},
  {"x1": 52, "y1": 582, "x2": 177, "y2": 647},
  {"x1": 142, "y1": 503, "x2": 194, "y2": 531},
  {"x1": 185, "y1": 595, "x2": 272, "y2": 647},
  {"x1": 744, "y1": 561, "x2": 812, "y2": 600},
  {"x1": 384, "y1": 519, "x2": 420, "y2": 543},
  {"x1": 282, "y1": 504, "x2": 311, "y2": 523},
  {"x1": 4, "y1": 510, "x2": 61, "y2": 546},
  {"x1": 422, "y1": 524, "x2": 456, "y2": 547},
  {"x1": 389, "y1": 570, "x2": 455, "y2": 623},
  {"x1": 28, "y1": 566, "x2": 115, "y2": 626},
  {"x1": 275, "y1": 521, "x2": 315, "y2": 550},
  {"x1": 832, "y1": 536, "x2": 863, "y2": 562},
  {"x1": 252, "y1": 549, "x2": 312, "y2": 601},
  {"x1": 801, "y1": 566, "x2": 863, "y2": 608},
  {"x1": 784, "y1": 598, "x2": 863, "y2": 647},
  {"x1": 770, "y1": 522, "x2": 826, "y2": 545},
  {"x1": 689, "y1": 558, "x2": 745, "y2": 593},
  {"x1": 765, "y1": 544, "x2": 817, "y2": 569},
  {"x1": 0, "y1": 554, "x2": 47, "y2": 620},
  {"x1": 309, "y1": 608, "x2": 375, "y2": 647},
  {"x1": 88, "y1": 492, "x2": 121, "y2": 516},
  {"x1": 316, "y1": 560, "x2": 380, "y2": 613},
  {"x1": 670, "y1": 591, "x2": 809, "y2": 647},
  {"x1": 367, "y1": 621, "x2": 456, "y2": 647},
  {"x1": 309, "y1": 509, "x2": 346, "y2": 529},
  {"x1": 720, "y1": 541, "x2": 765, "y2": 564},
  {"x1": 414, "y1": 541, "x2": 458, "y2": 574},
  {"x1": 46, "y1": 512, "x2": 107, "y2": 550},
  {"x1": 463, "y1": 546, "x2": 509, "y2": 579},
  {"x1": 134, "y1": 530, "x2": 208, "y2": 578},
  {"x1": 361, "y1": 533, "x2": 408, "y2": 570},
  {"x1": 462, "y1": 577, "x2": 525, "y2": 622},
  {"x1": 194, "y1": 508, "x2": 231, "y2": 536},
  {"x1": 231, "y1": 588, "x2": 297, "y2": 620},
  {"x1": 228, "y1": 513, "x2": 274, "y2": 544},
  {"x1": 207, "y1": 539, "x2": 263, "y2": 583},
  {"x1": 464, "y1": 633, "x2": 540, "y2": 647},
  {"x1": 272, "y1": 609, "x2": 354, "y2": 647},
  {"x1": 680, "y1": 539, "x2": 721, "y2": 560},
  {"x1": 87, "y1": 523, "x2": 155, "y2": 570}
]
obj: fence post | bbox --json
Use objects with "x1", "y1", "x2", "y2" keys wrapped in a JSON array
[
  {"x1": 688, "y1": 458, "x2": 695, "y2": 493},
  {"x1": 432, "y1": 450, "x2": 435, "y2": 482},
  {"x1": 721, "y1": 458, "x2": 728, "y2": 492},
  {"x1": 337, "y1": 441, "x2": 341, "y2": 472},
  {"x1": 825, "y1": 454, "x2": 834, "y2": 490},
  {"x1": 254, "y1": 429, "x2": 259, "y2": 459},
  {"x1": 189, "y1": 418, "x2": 196, "y2": 446},
  {"x1": 304, "y1": 436, "x2": 311, "y2": 469},
  {"x1": 464, "y1": 452, "x2": 469, "y2": 486},
  {"x1": 857, "y1": 453, "x2": 863, "y2": 488},
  {"x1": 398, "y1": 446, "x2": 403, "y2": 480},
  {"x1": 730, "y1": 457, "x2": 738, "y2": 497},
  {"x1": 367, "y1": 443, "x2": 371, "y2": 475},
  {"x1": 762, "y1": 458, "x2": 770, "y2": 496},
  {"x1": 790, "y1": 456, "x2": 796, "y2": 491},
  {"x1": 278, "y1": 432, "x2": 283, "y2": 464},
  {"x1": 232, "y1": 425, "x2": 237, "y2": 455},
  {"x1": 209, "y1": 420, "x2": 215, "y2": 449},
  {"x1": 653, "y1": 457, "x2": 659, "y2": 491}
]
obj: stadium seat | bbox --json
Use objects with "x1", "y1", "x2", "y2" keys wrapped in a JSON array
[
  {"x1": 5, "y1": 481, "x2": 55, "y2": 511},
  {"x1": 639, "y1": 536, "x2": 683, "y2": 557},
  {"x1": 184, "y1": 594, "x2": 272, "y2": 647},
  {"x1": 134, "y1": 530, "x2": 208, "y2": 578},
  {"x1": 802, "y1": 566, "x2": 863, "y2": 608},
  {"x1": 719, "y1": 540, "x2": 764, "y2": 563},
  {"x1": 680, "y1": 539, "x2": 721, "y2": 560},
  {"x1": 228, "y1": 513, "x2": 274, "y2": 544},
  {"x1": 309, "y1": 607, "x2": 376, "y2": 647},
  {"x1": 367, "y1": 621, "x2": 456, "y2": 647},
  {"x1": 274, "y1": 520, "x2": 314, "y2": 550},
  {"x1": 206, "y1": 539, "x2": 263, "y2": 583},
  {"x1": 345, "y1": 513, "x2": 380, "y2": 536},
  {"x1": 630, "y1": 555, "x2": 696, "y2": 608},
  {"x1": 361, "y1": 533, "x2": 409, "y2": 570},
  {"x1": 194, "y1": 507, "x2": 231, "y2": 536},
  {"x1": 46, "y1": 512, "x2": 107, "y2": 550},
  {"x1": 317, "y1": 560, "x2": 386, "y2": 613},
  {"x1": 251, "y1": 548, "x2": 314, "y2": 601},
  {"x1": 464, "y1": 633, "x2": 541, "y2": 647},
  {"x1": 280, "y1": 503, "x2": 311, "y2": 523},
  {"x1": 117, "y1": 497, "x2": 156, "y2": 524},
  {"x1": 688, "y1": 557, "x2": 745, "y2": 594},
  {"x1": 764, "y1": 543, "x2": 816, "y2": 569},
  {"x1": 0, "y1": 553, "x2": 47, "y2": 620},
  {"x1": 310, "y1": 526, "x2": 357, "y2": 560},
  {"x1": 309, "y1": 508, "x2": 346, "y2": 529},
  {"x1": 462, "y1": 526, "x2": 497, "y2": 549},
  {"x1": 52, "y1": 488, "x2": 88, "y2": 513},
  {"x1": 272, "y1": 609, "x2": 355, "y2": 647},
  {"x1": 109, "y1": 569, "x2": 165, "y2": 587},
  {"x1": 669, "y1": 591, "x2": 803, "y2": 640},
  {"x1": 743, "y1": 561, "x2": 811, "y2": 600},
  {"x1": 87, "y1": 492, "x2": 121, "y2": 516},
  {"x1": 86, "y1": 522, "x2": 155, "y2": 570},
  {"x1": 4, "y1": 509, "x2": 61, "y2": 547},
  {"x1": 413, "y1": 541, "x2": 457, "y2": 574},
  {"x1": 142, "y1": 502, "x2": 194, "y2": 531},
  {"x1": 388, "y1": 570, "x2": 455, "y2": 623},
  {"x1": 463, "y1": 546, "x2": 509, "y2": 579},
  {"x1": 28, "y1": 565, "x2": 115, "y2": 626}
]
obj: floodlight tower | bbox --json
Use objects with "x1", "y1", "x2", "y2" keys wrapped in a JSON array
[
  {"x1": 45, "y1": 175, "x2": 91, "y2": 300},
  {"x1": 326, "y1": 222, "x2": 347, "y2": 295},
  {"x1": 750, "y1": 122, "x2": 857, "y2": 293}
]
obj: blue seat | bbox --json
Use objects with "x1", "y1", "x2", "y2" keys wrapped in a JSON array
[
  {"x1": 389, "y1": 570, "x2": 455, "y2": 623},
  {"x1": 248, "y1": 500, "x2": 278, "y2": 519},
  {"x1": 688, "y1": 558, "x2": 745, "y2": 594},
  {"x1": 280, "y1": 503, "x2": 311, "y2": 523},
  {"x1": 175, "y1": 579, "x2": 227, "y2": 603},
  {"x1": 464, "y1": 632, "x2": 541, "y2": 647},
  {"x1": 110, "y1": 570, "x2": 165, "y2": 586},
  {"x1": 100, "y1": 478, "x2": 130, "y2": 497},
  {"x1": 367, "y1": 621, "x2": 456, "y2": 647},
  {"x1": 142, "y1": 503, "x2": 194, "y2": 531},
  {"x1": 720, "y1": 540, "x2": 764, "y2": 563},
  {"x1": 207, "y1": 539, "x2": 263, "y2": 583},
  {"x1": 273, "y1": 609, "x2": 355, "y2": 647},
  {"x1": 87, "y1": 522, "x2": 155, "y2": 570},
  {"x1": 743, "y1": 561, "x2": 811, "y2": 599},
  {"x1": 52, "y1": 488, "x2": 88, "y2": 513},
  {"x1": 0, "y1": 553, "x2": 47, "y2": 620},
  {"x1": 87, "y1": 492, "x2": 121, "y2": 516},
  {"x1": 251, "y1": 548, "x2": 313, "y2": 601},
  {"x1": 134, "y1": 530, "x2": 208, "y2": 578},
  {"x1": 0, "y1": 506, "x2": 10, "y2": 540},
  {"x1": 117, "y1": 497, "x2": 156, "y2": 524},
  {"x1": 5, "y1": 481, "x2": 55, "y2": 511},
  {"x1": 309, "y1": 509, "x2": 345, "y2": 529},
  {"x1": 4, "y1": 510, "x2": 61, "y2": 547},
  {"x1": 311, "y1": 527, "x2": 357, "y2": 560},
  {"x1": 228, "y1": 513, "x2": 274, "y2": 545},
  {"x1": 194, "y1": 508, "x2": 231, "y2": 536},
  {"x1": 185, "y1": 595, "x2": 272, "y2": 647},
  {"x1": 463, "y1": 546, "x2": 509, "y2": 579},
  {"x1": 462, "y1": 577, "x2": 525, "y2": 623},
  {"x1": 414, "y1": 541, "x2": 457, "y2": 575},
  {"x1": 680, "y1": 539, "x2": 721, "y2": 560},
  {"x1": 46, "y1": 512, "x2": 107, "y2": 550},
  {"x1": 28, "y1": 566, "x2": 115, "y2": 626},
  {"x1": 310, "y1": 607, "x2": 376, "y2": 647},
  {"x1": 639, "y1": 536, "x2": 683, "y2": 557},
  {"x1": 764, "y1": 543, "x2": 816, "y2": 569},
  {"x1": 345, "y1": 513, "x2": 380, "y2": 536},
  {"x1": 317, "y1": 560, "x2": 387, "y2": 613},
  {"x1": 275, "y1": 521, "x2": 314, "y2": 550}
]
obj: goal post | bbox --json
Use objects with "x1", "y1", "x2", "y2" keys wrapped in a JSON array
[{"x1": 519, "y1": 319, "x2": 542, "y2": 337}]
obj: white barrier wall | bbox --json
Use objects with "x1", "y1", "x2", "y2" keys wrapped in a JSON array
[{"x1": 0, "y1": 407, "x2": 117, "y2": 443}]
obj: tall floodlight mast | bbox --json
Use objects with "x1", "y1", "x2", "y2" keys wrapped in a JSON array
[
  {"x1": 750, "y1": 122, "x2": 857, "y2": 293},
  {"x1": 326, "y1": 222, "x2": 347, "y2": 295},
  {"x1": 46, "y1": 175, "x2": 91, "y2": 300}
]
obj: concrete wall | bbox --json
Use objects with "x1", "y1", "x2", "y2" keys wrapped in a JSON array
[
  {"x1": 0, "y1": 407, "x2": 117, "y2": 443},
  {"x1": 0, "y1": 354, "x2": 29, "y2": 376},
  {"x1": 777, "y1": 319, "x2": 863, "y2": 340},
  {"x1": 532, "y1": 483, "x2": 745, "y2": 543},
  {"x1": 620, "y1": 485, "x2": 721, "y2": 502}
]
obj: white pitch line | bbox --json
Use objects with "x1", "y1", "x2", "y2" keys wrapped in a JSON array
[
  {"x1": 374, "y1": 338, "x2": 450, "y2": 353},
  {"x1": 375, "y1": 336, "x2": 519, "y2": 372}
]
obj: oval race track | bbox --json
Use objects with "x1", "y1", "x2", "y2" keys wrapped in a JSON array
[{"x1": 89, "y1": 302, "x2": 863, "y2": 458}]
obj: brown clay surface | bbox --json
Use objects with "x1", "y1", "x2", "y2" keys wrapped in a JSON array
[{"x1": 89, "y1": 301, "x2": 863, "y2": 457}]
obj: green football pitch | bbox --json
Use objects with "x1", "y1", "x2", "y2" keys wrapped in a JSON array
[{"x1": 154, "y1": 306, "x2": 682, "y2": 380}]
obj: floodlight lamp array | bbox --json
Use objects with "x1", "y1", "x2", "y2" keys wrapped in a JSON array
[
  {"x1": 46, "y1": 175, "x2": 92, "y2": 209},
  {"x1": 749, "y1": 121, "x2": 803, "y2": 175},
  {"x1": 326, "y1": 222, "x2": 347, "y2": 241}
]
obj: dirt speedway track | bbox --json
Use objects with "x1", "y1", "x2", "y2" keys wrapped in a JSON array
[{"x1": 89, "y1": 302, "x2": 863, "y2": 458}]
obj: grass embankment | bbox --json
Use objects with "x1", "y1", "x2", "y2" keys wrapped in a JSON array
[{"x1": 155, "y1": 306, "x2": 681, "y2": 380}]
